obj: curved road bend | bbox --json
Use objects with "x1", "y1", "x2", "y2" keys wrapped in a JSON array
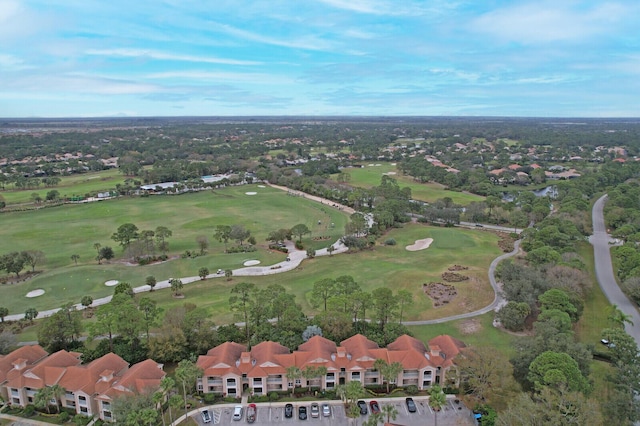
[
  {"x1": 404, "y1": 240, "x2": 521, "y2": 326},
  {"x1": 590, "y1": 194, "x2": 640, "y2": 342}
]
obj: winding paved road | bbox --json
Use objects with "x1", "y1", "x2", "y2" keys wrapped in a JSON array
[
  {"x1": 403, "y1": 240, "x2": 520, "y2": 325},
  {"x1": 590, "y1": 194, "x2": 640, "y2": 342}
]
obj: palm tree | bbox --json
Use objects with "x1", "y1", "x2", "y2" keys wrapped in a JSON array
[
  {"x1": 429, "y1": 385, "x2": 447, "y2": 426},
  {"x1": 50, "y1": 384, "x2": 65, "y2": 413},
  {"x1": 70, "y1": 254, "x2": 80, "y2": 265},
  {"x1": 285, "y1": 366, "x2": 302, "y2": 397},
  {"x1": 34, "y1": 386, "x2": 54, "y2": 414},
  {"x1": 382, "y1": 403, "x2": 398, "y2": 423},
  {"x1": 608, "y1": 304, "x2": 634, "y2": 327}
]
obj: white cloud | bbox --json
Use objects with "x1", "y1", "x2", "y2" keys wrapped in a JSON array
[
  {"x1": 146, "y1": 70, "x2": 294, "y2": 85},
  {"x1": 0, "y1": 53, "x2": 30, "y2": 70},
  {"x1": 209, "y1": 22, "x2": 335, "y2": 51},
  {"x1": 471, "y1": 1, "x2": 631, "y2": 44},
  {"x1": 85, "y1": 48, "x2": 261, "y2": 66}
]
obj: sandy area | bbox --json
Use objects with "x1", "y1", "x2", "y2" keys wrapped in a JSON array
[
  {"x1": 104, "y1": 280, "x2": 119, "y2": 287},
  {"x1": 406, "y1": 238, "x2": 434, "y2": 251},
  {"x1": 243, "y1": 260, "x2": 261, "y2": 266},
  {"x1": 26, "y1": 289, "x2": 45, "y2": 298},
  {"x1": 245, "y1": 192, "x2": 257, "y2": 195}
]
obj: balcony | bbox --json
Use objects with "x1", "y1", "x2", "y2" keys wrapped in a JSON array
[
  {"x1": 403, "y1": 371, "x2": 419, "y2": 378},
  {"x1": 207, "y1": 379, "x2": 223, "y2": 385},
  {"x1": 267, "y1": 378, "x2": 282, "y2": 384}
]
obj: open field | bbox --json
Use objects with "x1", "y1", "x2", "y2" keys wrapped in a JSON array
[
  {"x1": 0, "y1": 185, "x2": 352, "y2": 313},
  {"x1": 3, "y1": 213, "x2": 501, "y2": 321},
  {"x1": 333, "y1": 163, "x2": 485, "y2": 205},
  {"x1": 1, "y1": 169, "x2": 128, "y2": 205},
  {"x1": 116, "y1": 224, "x2": 501, "y2": 326}
]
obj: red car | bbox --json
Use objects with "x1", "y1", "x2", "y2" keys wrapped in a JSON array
[
  {"x1": 247, "y1": 403, "x2": 256, "y2": 423},
  {"x1": 370, "y1": 400, "x2": 381, "y2": 414}
]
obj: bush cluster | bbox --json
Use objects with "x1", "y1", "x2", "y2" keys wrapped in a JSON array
[
  {"x1": 226, "y1": 245, "x2": 257, "y2": 254},
  {"x1": 136, "y1": 254, "x2": 168, "y2": 265}
]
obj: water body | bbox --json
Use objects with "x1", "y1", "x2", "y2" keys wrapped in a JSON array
[{"x1": 502, "y1": 185, "x2": 557, "y2": 202}]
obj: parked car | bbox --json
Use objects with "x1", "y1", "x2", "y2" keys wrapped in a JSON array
[
  {"x1": 298, "y1": 406, "x2": 307, "y2": 420},
  {"x1": 322, "y1": 403, "x2": 331, "y2": 417},
  {"x1": 406, "y1": 397, "x2": 417, "y2": 413},
  {"x1": 357, "y1": 400, "x2": 368, "y2": 415},
  {"x1": 284, "y1": 403, "x2": 294, "y2": 418},
  {"x1": 247, "y1": 403, "x2": 256, "y2": 423},
  {"x1": 232, "y1": 405, "x2": 243, "y2": 421},
  {"x1": 310, "y1": 403, "x2": 319, "y2": 418},
  {"x1": 370, "y1": 400, "x2": 380, "y2": 414},
  {"x1": 201, "y1": 409, "x2": 212, "y2": 423}
]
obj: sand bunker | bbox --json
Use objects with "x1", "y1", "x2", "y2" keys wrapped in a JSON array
[
  {"x1": 258, "y1": 185, "x2": 266, "y2": 188},
  {"x1": 245, "y1": 192, "x2": 257, "y2": 195},
  {"x1": 406, "y1": 238, "x2": 434, "y2": 251},
  {"x1": 243, "y1": 260, "x2": 261, "y2": 266},
  {"x1": 104, "y1": 280, "x2": 119, "y2": 287},
  {"x1": 383, "y1": 172, "x2": 397, "y2": 175},
  {"x1": 26, "y1": 289, "x2": 45, "y2": 298}
]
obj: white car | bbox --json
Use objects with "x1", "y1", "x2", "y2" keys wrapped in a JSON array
[
  {"x1": 201, "y1": 409, "x2": 212, "y2": 423},
  {"x1": 322, "y1": 403, "x2": 331, "y2": 417},
  {"x1": 232, "y1": 405, "x2": 243, "y2": 421}
]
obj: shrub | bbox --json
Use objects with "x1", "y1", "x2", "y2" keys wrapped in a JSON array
[
  {"x1": 23, "y1": 404, "x2": 35, "y2": 416},
  {"x1": 405, "y1": 385, "x2": 419, "y2": 395},
  {"x1": 59, "y1": 411, "x2": 70, "y2": 422},
  {"x1": 203, "y1": 393, "x2": 217, "y2": 404},
  {"x1": 269, "y1": 392, "x2": 279, "y2": 401},
  {"x1": 295, "y1": 241, "x2": 304, "y2": 250},
  {"x1": 384, "y1": 238, "x2": 397, "y2": 246}
]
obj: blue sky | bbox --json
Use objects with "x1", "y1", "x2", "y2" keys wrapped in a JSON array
[{"x1": 1, "y1": 0, "x2": 639, "y2": 117}]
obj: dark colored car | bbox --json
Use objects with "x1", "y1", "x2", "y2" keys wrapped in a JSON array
[
  {"x1": 298, "y1": 406, "x2": 307, "y2": 420},
  {"x1": 284, "y1": 404, "x2": 293, "y2": 418},
  {"x1": 406, "y1": 397, "x2": 417, "y2": 413},
  {"x1": 357, "y1": 400, "x2": 368, "y2": 415},
  {"x1": 369, "y1": 401, "x2": 380, "y2": 414}
]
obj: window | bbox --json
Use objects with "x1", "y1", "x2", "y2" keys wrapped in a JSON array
[
  {"x1": 295, "y1": 379, "x2": 301, "y2": 385},
  {"x1": 351, "y1": 372, "x2": 360, "y2": 380},
  {"x1": 227, "y1": 378, "x2": 236, "y2": 385},
  {"x1": 80, "y1": 407, "x2": 88, "y2": 413}
]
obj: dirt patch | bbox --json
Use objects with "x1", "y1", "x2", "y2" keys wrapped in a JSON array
[
  {"x1": 442, "y1": 272, "x2": 469, "y2": 282},
  {"x1": 498, "y1": 233, "x2": 517, "y2": 252},
  {"x1": 448, "y1": 265, "x2": 469, "y2": 271},
  {"x1": 458, "y1": 319, "x2": 482, "y2": 335},
  {"x1": 423, "y1": 282, "x2": 457, "y2": 307}
]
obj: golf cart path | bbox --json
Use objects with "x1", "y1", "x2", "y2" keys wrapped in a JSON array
[{"x1": 6, "y1": 186, "x2": 515, "y2": 326}]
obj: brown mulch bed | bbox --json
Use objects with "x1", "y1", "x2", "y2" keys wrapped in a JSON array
[
  {"x1": 498, "y1": 233, "x2": 517, "y2": 252},
  {"x1": 423, "y1": 282, "x2": 457, "y2": 307},
  {"x1": 441, "y1": 272, "x2": 469, "y2": 282},
  {"x1": 448, "y1": 265, "x2": 469, "y2": 271}
]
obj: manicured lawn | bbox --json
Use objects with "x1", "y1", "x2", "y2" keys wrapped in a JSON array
[
  {"x1": 574, "y1": 242, "x2": 613, "y2": 346},
  {"x1": 1, "y1": 185, "x2": 350, "y2": 315},
  {"x1": 63, "y1": 223, "x2": 501, "y2": 325},
  {"x1": 1, "y1": 169, "x2": 127, "y2": 204},
  {"x1": 408, "y1": 312, "x2": 516, "y2": 355},
  {"x1": 334, "y1": 163, "x2": 485, "y2": 205}
]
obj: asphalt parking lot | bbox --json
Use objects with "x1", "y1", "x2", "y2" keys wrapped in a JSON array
[{"x1": 190, "y1": 397, "x2": 475, "y2": 426}]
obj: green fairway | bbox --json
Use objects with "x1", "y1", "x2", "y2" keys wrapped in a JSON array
[
  {"x1": 1, "y1": 185, "x2": 352, "y2": 314},
  {"x1": 333, "y1": 163, "x2": 485, "y2": 205},
  {"x1": 1, "y1": 169, "x2": 127, "y2": 205},
  {"x1": 31, "y1": 223, "x2": 499, "y2": 323}
]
